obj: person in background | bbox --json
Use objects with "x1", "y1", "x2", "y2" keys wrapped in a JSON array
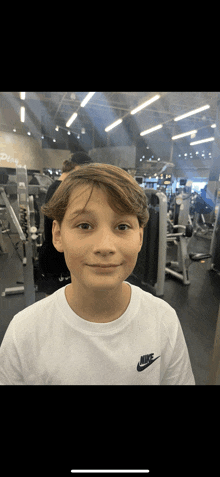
[{"x1": 38, "y1": 151, "x2": 93, "y2": 295}]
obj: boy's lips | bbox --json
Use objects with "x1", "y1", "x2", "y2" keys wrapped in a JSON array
[{"x1": 87, "y1": 264, "x2": 121, "y2": 268}]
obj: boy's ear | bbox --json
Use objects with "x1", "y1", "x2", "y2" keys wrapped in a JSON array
[
  {"x1": 52, "y1": 220, "x2": 64, "y2": 253},
  {"x1": 138, "y1": 226, "x2": 144, "y2": 253}
]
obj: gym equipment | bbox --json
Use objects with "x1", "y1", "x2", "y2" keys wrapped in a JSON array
[
  {"x1": 1, "y1": 166, "x2": 37, "y2": 307},
  {"x1": 132, "y1": 189, "x2": 167, "y2": 297},
  {"x1": 165, "y1": 189, "x2": 212, "y2": 285},
  {"x1": 166, "y1": 223, "x2": 193, "y2": 285},
  {"x1": 209, "y1": 205, "x2": 220, "y2": 274},
  {"x1": 190, "y1": 193, "x2": 214, "y2": 239},
  {"x1": 0, "y1": 205, "x2": 10, "y2": 256},
  {"x1": 166, "y1": 223, "x2": 211, "y2": 285}
]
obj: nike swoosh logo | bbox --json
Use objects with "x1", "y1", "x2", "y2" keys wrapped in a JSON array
[{"x1": 137, "y1": 356, "x2": 160, "y2": 372}]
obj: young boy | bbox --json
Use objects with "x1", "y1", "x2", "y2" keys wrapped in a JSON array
[{"x1": 0, "y1": 164, "x2": 195, "y2": 385}]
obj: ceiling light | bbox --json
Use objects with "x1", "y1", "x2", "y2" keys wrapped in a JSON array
[
  {"x1": 53, "y1": 138, "x2": 56, "y2": 142},
  {"x1": 190, "y1": 137, "x2": 214, "y2": 146},
  {"x1": 41, "y1": 135, "x2": 44, "y2": 139},
  {"x1": 105, "y1": 118, "x2": 123, "y2": 132},
  {"x1": 211, "y1": 123, "x2": 216, "y2": 128},
  {"x1": 80, "y1": 92, "x2": 95, "y2": 108},
  {"x1": 140, "y1": 124, "x2": 163, "y2": 136},
  {"x1": 20, "y1": 106, "x2": 25, "y2": 122},
  {"x1": 174, "y1": 105, "x2": 210, "y2": 121},
  {"x1": 172, "y1": 129, "x2": 197, "y2": 140},
  {"x1": 67, "y1": 131, "x2": 71, "y2": 135},
  {"x1": 66, "y1": 112, "x2": 77, "y2": 128},
  {"x1": 130, "y1": 94, "x2": 160, "y2": 115},
  {"x1": 55, "y1": 126, "x2": 59, "y2": 131},
  {"x1": 27, "y1": 131, "x2": 31, "y2": 136},
  {"x1": 13, "y1": 128, "x2": 16, "y2": 132},
  {"x1": 20, "y1": 92, "x2": 26, "y2": 100}
]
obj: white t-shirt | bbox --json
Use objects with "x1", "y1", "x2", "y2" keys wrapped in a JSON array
[{"x1": 0, "y1": 282, "x2": 195, "y2": 385}]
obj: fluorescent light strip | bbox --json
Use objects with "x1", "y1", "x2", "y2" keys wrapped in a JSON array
[
  {"x1": 174, "y1": 104, "x2": 210, "y2": 122},
  {"x1": 20, "y1": 106, "x2": 25, "y2": 122},
  {"x1": 66, "y1": 112, "x2": 77, "y2": 128},
  {"x1": 130, "y1": 94, "x2": 160, "y2": 115},
  {"x1": 172, "y1": 129, "x2": 197, "y2": 140},
  {"x1": 140, "y1": 124, "x2": 163, "y2": 136},
  {"x1": 105, "y1": 118, "x2": 123, "y2": 132},
  {"x1": 20, "y1": 92, "x2": 26, "y2": 100},
  {"x1": 80, "y1": 92, "x2": 95, "y2": 108},
  {"x1": 190, "y1": 137, "x2": 214, "y2": 146}
]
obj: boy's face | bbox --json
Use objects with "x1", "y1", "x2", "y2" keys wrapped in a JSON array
[{"x1": 52, "y1": 185, "x2": 144, "y2": 292}]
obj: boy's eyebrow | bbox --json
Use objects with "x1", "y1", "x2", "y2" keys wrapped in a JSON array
[
  {"x1": 68, "y1": 209, "x2": 94, "y2": 219},
  {"x1": 68, "y1": 208, "x2": 134, "y2": 220}
]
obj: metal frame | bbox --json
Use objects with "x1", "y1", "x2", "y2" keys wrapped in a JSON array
[
  {"x1": 141, "y1": 189, "x2": 167, "y2": 297},
  {"x1": 1, "y1": 166, "x2": 36, "y2": 307},
  {"x1": 209, "y1": 204, "x2": 220, "y2": 273}
]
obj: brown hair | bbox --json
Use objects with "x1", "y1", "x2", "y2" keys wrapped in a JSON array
[
  {"x1": 41, "y1": 163, "x2": 149, "y2": 228},
  {"x1": 62, "y1": 159, "x2": 78, "y2": 173}
]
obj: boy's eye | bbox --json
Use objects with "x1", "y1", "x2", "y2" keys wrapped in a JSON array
[
  {"x1": 77, "y1": 223, "x2": 92, "y2": 230},
  {"x1": 76, "y1": 223, "x2": 131, "y2": 231},
  {"x1": 116, "y1": 224, "x2": 131, "y2": 231}
]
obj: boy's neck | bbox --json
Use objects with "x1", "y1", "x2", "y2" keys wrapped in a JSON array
[{"x1": 65, "y1": 281, "x2": 131, "y2": 323}]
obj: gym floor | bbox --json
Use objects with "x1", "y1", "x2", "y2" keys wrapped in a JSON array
[{"x1": 0, "y1": 232, "x2": 220, "y2": 385}]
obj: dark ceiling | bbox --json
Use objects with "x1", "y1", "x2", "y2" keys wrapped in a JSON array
[{"x1": 0, "y1": 91, "x2": 218, "y2": 175}]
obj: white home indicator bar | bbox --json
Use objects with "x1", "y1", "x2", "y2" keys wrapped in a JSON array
[{"x1": 71, "y1": 471, "x2": 150, "y2": 473}]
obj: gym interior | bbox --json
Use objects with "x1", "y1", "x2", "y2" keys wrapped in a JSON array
[{"x1": 0, "y1": 91, "x2": 220, "y2": 385}]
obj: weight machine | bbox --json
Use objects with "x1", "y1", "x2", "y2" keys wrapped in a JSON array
[
  {"x1": 190, "y1": 192, "x2": 214, "y2": 239},
  {"x1": 165, "y1": 187, "x2": 212, "y2": 285},
  {"x1": 132, "y1": 189, "x2": 167, "y2": 297},
  {"x1": 0, "y1": 166, "x2": 39, "y2": 307}
]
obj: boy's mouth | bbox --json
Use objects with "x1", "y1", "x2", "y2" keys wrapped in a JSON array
[{"x1": 87, "y1": 264, "x2": 121, "y2": 268}]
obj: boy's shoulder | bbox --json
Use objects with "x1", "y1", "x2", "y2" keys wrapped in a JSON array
[
  {"x1": 130, "y1": 282, "x2": 177, "y2": 316},
  {"x1": 11, "y1": 288, "x2": 63, "y2": 331},
  {"x1": 129, "y1": 282, "x2": 179, "y2": 331}
]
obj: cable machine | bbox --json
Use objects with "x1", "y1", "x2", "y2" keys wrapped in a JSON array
[{"x1": 1, "y1": 165, "x2": 36, "y2": 307}]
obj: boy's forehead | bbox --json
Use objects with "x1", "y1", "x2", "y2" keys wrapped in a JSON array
[
  {"x1": 66, "y1": 185, "x2": 115, "y2": 220},
  {"x1": 68, "y1": 184, "x2": 105, "y2": 209},
  {"x1": 66, "y1": 184, "x2": 138, "y2": 222}
]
